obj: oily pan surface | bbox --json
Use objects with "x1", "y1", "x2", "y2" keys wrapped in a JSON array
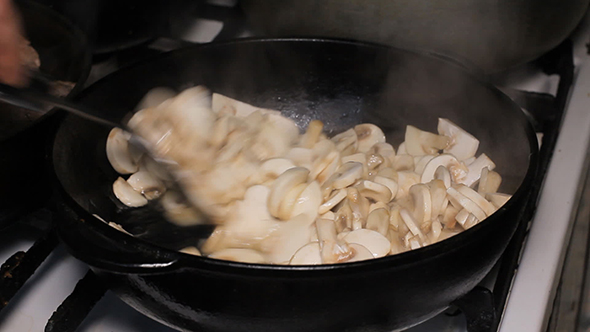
[{"x1": 53, "y1": 39, "x2": 532, "y2": 253}]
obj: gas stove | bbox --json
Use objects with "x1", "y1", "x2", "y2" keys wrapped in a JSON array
[{"x1": 1, "y1": 2, "x2": 590, "y2": 331}]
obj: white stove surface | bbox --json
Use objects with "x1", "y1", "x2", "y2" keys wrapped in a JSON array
[{"x1": 2, "y1": 4, "x2": 590, "y2": 332}]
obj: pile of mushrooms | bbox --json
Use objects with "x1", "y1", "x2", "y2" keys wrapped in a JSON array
[{"x1": 106, "y1": 86, "x2": 511, "y2": 265}]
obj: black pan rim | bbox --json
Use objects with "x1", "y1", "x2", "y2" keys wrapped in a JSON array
[{"x1": 53, "y1": 37, "x2": 539, "y2": 273}]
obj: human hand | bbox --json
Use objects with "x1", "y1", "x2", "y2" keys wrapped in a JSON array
[{"x1": 0, "y1": 0, "x2": 24, "y2": 86}]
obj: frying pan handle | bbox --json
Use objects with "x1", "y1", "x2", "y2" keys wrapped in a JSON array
[{"x1": 56, "y1": 201, "x2": 183, "y2": 274}]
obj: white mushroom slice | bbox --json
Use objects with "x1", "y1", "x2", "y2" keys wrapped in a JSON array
[
  {"x1": 367, "y1": 154, "x2": 385, "y2": 170},
  {"x1": 135, "y1": 87, "x2": 177, "y2": 110},
  {"x1": 106, "y1": 128, "x2": 139, "y2": 174},
  {"x1": 464, "y1": 214, "x2": 479, "y2": 229},
  {"x1": 464, "y1": 156, "x2": 477, "y2": 166},
  {"x1": 290, "y1": 242, "x2": 322, "y2": 265},
  {"x1": 277, "y1": 183, "x2": 308, "y2": 221},
  {"x1": 316, "y1": 219, "x2": 353, "y2": 263},
  {"x1": 455, "y1": 208, "x2": 470, "y2": 226},
  {"x1": 165, "y1": 86, "x2": 215, "y2": 141},
  {"x1": 399, "y1": 209, "x2": 426, "y2": 241},
  {"x1": 446, "y1": 187, "x2": 487, "y2": 221},
  {"x1": 179, "y1": 246, "x2": 201, "y2": 256},
  {"x1": 397, "y1": 142, "x2": 407, "y2": 155},
  {"x1": 357, "y1": 180, "x2": 392, "y2": 203},
  {"x1": 439, "y1": 227, "x2": 462, "y2": 241},
  {"x1": 335, "y1": 200, "x2": 353, "y2": 232},
  {"x1": 409, "y1": 236, "x2": 422, "y2": 250},
  {"x1": 343, "y1": 229, "x2": 391, "y2": 258},
  {"x1": 414, "y1": 155, "x2": 436, "y2": 174},
  {"x1": 290, "y1": 181, "x2": 323, "y2": 222},
  {"x1": 208, "y1": 115, "x2": 233, "y2": 149},
  {"x1": 347, "y1": 188, "x2": 370, "y2": 228},
  {"x1": 442, "y1": 204, "x2": 459, "y2": 228},
  {"x1": 341, "y1": 152, "x2": 367, "y2": 168},
  {"x1": 113, "y1": 177, "x2": 148, "y2": 207},
  {"x1": 377, "y1": 167, "x2": 398, "y2": 181},
  {"x1": 391, "y1": 155, "x2": 414, "y2": 171},
  {"x1": 323, "y1": 162, "x2": 364, "y2": 196},
  {"x1": 478, "y1": 168, "x2": 502, "y2": 194},
  {"x1": 366, "y1": 208, "x2": 390, "y2": 236},
  {"x1": 455, "y1": 185, "x2": 497, "y2": 216},
  {"x1": 310, "y1": 140, "x2": 337, "y2": 178},
  {"x1": 127, "y1": 171, "x2": 166, "y2": 200},
  {"x1": 348, "y1": 243, "x2": 375, "y2": 262},
  {"x1": 427, "y1": 179, "x2": 447, "y2": 219},
  {"x1": 462, "y1": 154, "x2": 496, "y2": 187},
  {"x1": 369, "y1": 142, "x2": 396, "y2": 164},
  {"x1": 260, "y1": 158, "x2": 297, "y2": 180},
  {"x1": 331, "y1": 128, "x2": 358, "y2": 156},
  {"x1": 389, "y1": 231, "x2": 405, "y2": 255},
  {"x1": 405, "y1": 125, "x2": 450, "y2": 156},
  {"x1": 354, "y1": 123, "x2": 386, "y2": 153},
  {"x1": 209, "y1": 248, "x2": 267, "y2": 264},
  {"x1": 268, "y1": 167, "x2": 309, "y2": 219},
  {"x1": 159, "y1": 191, "x2": 203, "y2": 226},
  {"x1": 262, "y1": 214, "x2": 314, "y2": 264},
  {"x1": 486, "y1": 193, "x2": 512, "y2": 208},
  {"x1": 285, "y1": 148, "x2": 314, "y2": 170},
  {"x1": 369, "y1": 201, "x2": 389, "y2": 213},
  {"x1": 421, "y1": 154, "x2": 468, "y2": 184},
  {"x1": 434, "y1": 165, "x2": 452, "y2": 188},
  {"x1": 315, "y1": 151, "x2": 341, "y2": 185},
  {"x1": 437, "y1": 118, "x2": 480, "y2": 161},
  {"x1": 396, "y1": 171, "x2": 421, "y2": 199},
  {"x1": 429, "y1": 220, "x2": 443, "y2": 243},
  {"x1": 301, "y1": 120, "x2": 324, "y2": 148},
  {"x1": 320, "y1": 211, "x2": 336, "y2": 220},
  {"x1": 389, "y1": 206, "x2": 402, "y2": 232},
  {"x1": 319, "y1": 189, "x2": 347, "y2": 214},
  {"x1": 409, "y1": 183, "x2": 432, "y2": 224}
]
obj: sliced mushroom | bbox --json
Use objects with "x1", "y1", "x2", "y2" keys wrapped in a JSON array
[
  {"x1": 442, "y1": 204, "x2": 459, "y2": 228},
  {"x1": 397, "y1": 142, "x2": 407, "y2": 155},
  {"x1": 409, "y1": 183, "x2": 432, "y2": 224},
  {"x1": 268, "y1": 167, "x2": 309, "y2": 219},
  {"x1": 316, "y1": 218, "x2": 353, "y2": 263},
  {"x1": 373, "y1": 175, "x2": 398, "y2": 200},
  {"x1": 405, "y1": 125, "x2": 450, "y2": 156},
  {"x1": 335, "y1": 200, "x2": 353, "y2": 232},
  {"x1": 486, "y1": 193, "x2": 512, "y2": 208},
  {"x1": 262, "y1": 213, "x2": 314, "y2": 264},
  {"x1": 212, "y1": 92, "x2": 277, "y2": 118},
  {"x1": 322, "y1": 162, "x2": 364, "y2": 198},
  {"x1": 478, "y1": 168, "x2": 502, "y2": 194},
  {"x1": 277, "y1": 183, "x2": 309, "y2": 220},
  {"x1": 446, "y1": 187, "x2": 487, "y2": 220},
  {"x1": 391, "y1": 155, "x2": 415, "y2": 171},
  {"x1": 414, "y1": 155, "x2": 436, "y2": 174},
  {"x1": 421, "y1": 154, "x2": 468, "y2": 184},
  {"x1": 301, "y1": 120, "x2": 324, "y2": 148},
  {"x1": 367, "y1": 153, "x2": 385, "y2": 170},
  {"x1": 354, "y1": 123, "x2": 386, "y2": 153},
  {"x1": 454, "y1": 208, "x2": 470, "y2": 227},
  {"x1": 179, "y1": 246, "x2": 201, "y2": 256},
  {"x1": 290, "y1": 242, "x2": 322, "y2": 265},
  {"x1": 347, "y1": 243, "x2": 375, "y2": 262},
  {"x1": 315, "y1": 151, "x2": 341, "y2": 185},
  {"x1": 463, "y1": 213, "x2": 479, "y2": 229},
  {"x1": 357, "y1": 180, "x2": 392, "y2": 203},
  {"x1": 331, "y1": 128, "x2": 358, "y2": 156},
  {"x1": 434, "y1": 165, "x2": 452, "y2": 188},
  {"x1": 369, "y1": 201, "x2": 389, "y2": 213},
  {"x1": 437, "y1": 118, "x2": 480, "y2": 161},
  {"x1": 396, "y1": 171, "x2": 421, "y2": 199},
  {"x1": 366, "y1": 208, "x2": 390, "y2": 236},
  {"x1": 343, "y1": 229, "x2": 391, "y2": 258},
  {"x1": 159, "y1": 191, "x2": 204, "y2": 226},
  {"x1": 127, "y1": 171, "x2": 166, "y2": 200},
  {"x1": 106, "y1": 128, "x2": 140, "y2": 174},
  {"x1": 319, "y1": 189, "x2": 347, "y2": 214},
  {"x1": 429, "y1": 220, "x2": 443, "y2": 243},
  {"x1": 209, "y1": 248, "x2": 267, "y2": 264},
  {"x1": 260, "y1": 158, "x2": 297, "y2": 180},
  {"x1": 389, "y1": 205, "x2": 402, "y2": 232},
  {"x1": 369, "y1": 142, "x2": 396, "y2": 164},
  {"x1": 399, "y1": 208, "x2": 426, "y2": 242},
  {"x1": 285, "y1": 147, "x2": 314, "y2": 170},
  {"x1": 290, "y1": 181, "x2": 322, "y2": 223},
  {"x1": 462, "y1": 154, "x2": 496, "y2": 187},
  {"x1": 455, "y1": 184, "x2": 497, "y2": 216},
  {"x1": 113, "y1": 177, "x2": 148, "y2": 207},
  {"x1": 320, "y1": 211, "x2": 336, "y2": 220},
  {"x1": 427, "y1": 179, "x2": 447, "y2": 219}
]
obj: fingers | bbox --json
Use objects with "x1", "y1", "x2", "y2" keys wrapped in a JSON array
[{"x1": 0, "y1": 0, "x2": 25, "y2": 86}]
